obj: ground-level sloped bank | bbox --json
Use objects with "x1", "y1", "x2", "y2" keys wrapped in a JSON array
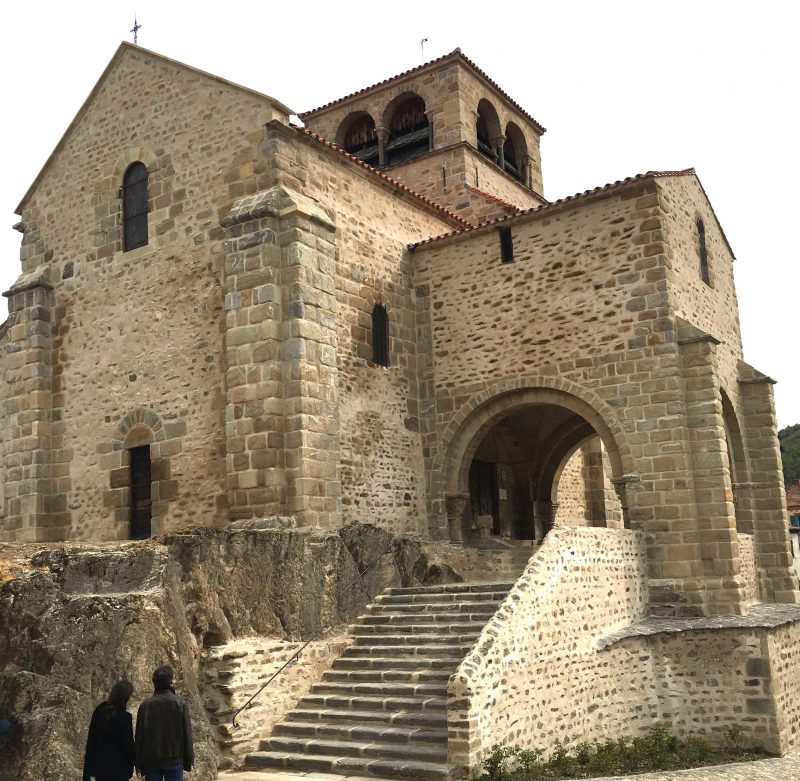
[{"x1": 0, "y1": 522, "x2": 516, "y2": 781}]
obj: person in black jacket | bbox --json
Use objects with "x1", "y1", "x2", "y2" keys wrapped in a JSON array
[
  {"x1": 135, "y1": 666, "x2": 193, "y2": 781},
  {"x1": 83, "y1": 680, "x2": 135, "y2": 781}
]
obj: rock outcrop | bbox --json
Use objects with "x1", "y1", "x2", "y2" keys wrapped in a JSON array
[{"x1": 0, "y1": 523, "x2": 464, "y2": 781}]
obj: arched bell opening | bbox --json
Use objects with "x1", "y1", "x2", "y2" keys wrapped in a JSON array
[
  {"x1": 336, "y1": 111, "x2": 380, "y2": 167},
  {"x1": 384, "y1": 93, "x2": 430, "y2": 166},
  {"x1": 476, "y1": 99, "x2": 501, "y2": 163}
]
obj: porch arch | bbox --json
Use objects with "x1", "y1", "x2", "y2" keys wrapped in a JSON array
[
  {"x1": 437, "y1": 379, "x2": 634, "y2": 542},
  {"x1": 441, "y1": 381, "x2": 631, "y2": 497}
]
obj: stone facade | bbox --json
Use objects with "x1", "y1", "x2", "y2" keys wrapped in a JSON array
[{"x1": 2, "y1": 41, "x2": 800, "y2": 777}]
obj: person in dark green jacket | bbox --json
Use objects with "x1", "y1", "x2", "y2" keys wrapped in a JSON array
[{"x1": 134, "y1": 666, "x2": 194, "y2": 781}]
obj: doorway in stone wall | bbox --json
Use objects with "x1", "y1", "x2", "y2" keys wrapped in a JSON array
[
  {"x1": 129, "y1": 445, "x2": 152, "y2": 539},
  {"x1": 462, "y1": 402, "x2": 623, "y2": 543}
]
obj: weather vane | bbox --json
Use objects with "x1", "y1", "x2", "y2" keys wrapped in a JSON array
[
  {"x1": 131, "y1": 15, "x2": 142, "y2": 45},
  {"x1": 421, "y1": 37, "x2": 429, "y2": 61}
]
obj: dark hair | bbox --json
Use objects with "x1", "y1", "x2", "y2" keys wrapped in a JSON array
[
  {"x1": 108, "y1": 680, "x2": 134, "y2": 709},
  {"x1": 152, "y1": 665, "x2": 174, "y2": 690}
]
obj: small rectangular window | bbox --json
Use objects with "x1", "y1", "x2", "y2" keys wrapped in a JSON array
[{"x1": 499, "y1": 227, "x2": 514, "y2": 263}]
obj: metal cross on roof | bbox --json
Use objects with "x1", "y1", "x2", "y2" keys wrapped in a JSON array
[{"x1": 131, "y1": 15, "x2": 142, "y2": 45}]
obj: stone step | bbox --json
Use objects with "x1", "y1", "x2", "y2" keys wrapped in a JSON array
[
  {"x1": 296, "y1": 693, "x2": 447, "y2": 713},
  {"x1": 357, "y1": 602, "x2": 499, "y2": 626},
  {"x1": 342, "y1": 643, "x2": 472, "y2": 658},
  {"x1": 382, "y1": 582, "x2": 514, "y2": 595},
  {"x1": 286, "y1": 707, "x2": 446, "y2": 729},
  {"x1": 373, "y1": 591, "x2": 508, "y2": 605},
  {"x1": 352, "y1": 632, "x2": 479, "y2": 647},
  {"x1": 273, "y1": 720, "x2": 448, "y2": 745},
  {"x1": 246, "y1": 750, "x2": 456, "y2": 779},
  {"x1": 332, "y1": 656, "x2": 458, "y2": 671},
  {"x1": 351, "y1": 622, "x2": 482, "y2": 636},
  {"x1": 311, "y1": 681, "x2": 447, "y2": 698},
  {"x1": 261, "y1": 735, "x2": 447, "y2": 763},
  {"x1": 323, "y1": 668, "x2": 452, "y2": 684}
]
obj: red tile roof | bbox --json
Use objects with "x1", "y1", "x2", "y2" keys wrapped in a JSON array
[
  {"x1": 299, "y1": 49, "x2": 546, "y2": 135},
  {"x1": 409, "y1": 169, "x2": 698, "y2": 249},
  {"x1": 298, "y1": 128, "x2": 471, "y2": 228},
  {"x1": 788, "y1": 480, "x2": 800, "y2": 509},
  {"x1": 464, "y1": 185, "x2": 522, "y2": 215}
]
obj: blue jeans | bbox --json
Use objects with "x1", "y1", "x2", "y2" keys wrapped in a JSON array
[{"x1": 144, "y1": 764, "x2": 183, "y2": 781}]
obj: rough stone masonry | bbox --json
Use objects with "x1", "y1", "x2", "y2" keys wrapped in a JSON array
[{"x1": 1, "y1": 42, "x2": 799, "y2": 780}]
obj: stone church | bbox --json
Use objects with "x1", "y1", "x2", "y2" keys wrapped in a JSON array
[{"x1": 3, "y1": 43, "x2": 800, "y2": 778}]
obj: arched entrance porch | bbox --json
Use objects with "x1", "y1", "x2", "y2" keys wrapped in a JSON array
[{"x1": 441, "y1": 386, "x2": 630, "y2": 545}]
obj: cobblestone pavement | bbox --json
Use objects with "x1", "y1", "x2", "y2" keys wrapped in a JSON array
[
  {"x1": 218, "y1": 754, "x2": 800, "y2": 780},
  {"x1": 582, "y1": 755, "x2": 800, "y2": 780}
]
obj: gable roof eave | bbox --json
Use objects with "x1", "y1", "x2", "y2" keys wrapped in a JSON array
[{"x1": 15, "y1": 42, "x2": 294, "y2": 215}]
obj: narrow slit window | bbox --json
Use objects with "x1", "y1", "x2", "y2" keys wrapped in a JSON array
[
  {"x1": 499, "y1": 227, "x2": 514, "y2": 263},
  {"x1": 129, "y1": 445, "x2": 152, "y2": 539},
  {"x1": 123, "y1": 162, "x2": 149, "y2": 251},
  {"x1": 372, "y1": 304, "x2": 389, "y2": 367},
  {"x1": 697, "y1": 218, "x2": 710, "y2": 285}
]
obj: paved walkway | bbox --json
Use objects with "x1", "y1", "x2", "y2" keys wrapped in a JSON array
[{"x1": 217, "y1": 754, "x2": 800, "y2": 780}]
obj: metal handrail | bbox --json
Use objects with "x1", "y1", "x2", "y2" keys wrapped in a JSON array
[{"x1": 231, "y1": 540, "x2": 395, "y2": 728}]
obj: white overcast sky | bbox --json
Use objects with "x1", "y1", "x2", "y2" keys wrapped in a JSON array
[{"x1": 1, "y1": 1, "x2": 797, "y2": 428}]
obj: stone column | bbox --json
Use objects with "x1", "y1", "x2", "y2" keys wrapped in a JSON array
[
  {"x1": 221, "y1": 191, "x2": 285, "y2": 522},
  {"x1": 426, "y1": 111, "x2": 435, "y2": 152},
  {"x1": 611, "y1": 476, "x2": 636, "y2": 530},
  {"x1": 376, "y1": 126, "x2": 389, "y2": 168},
  {"x1": 221, "y1": 184, "x2": 341, "y2": 529},
  {"x1": 279, "y1": 194, "x2": 341, "y2": 529},
  {"x1": 739, "y1": 362, "x2": 800, "y2": 604},
  {"x1": 678, "y1": 325, "x2": 746, "y2": 615},
  {"x1": 492, "y1": 135, "x2": 505, "y2": 168},
  {"x1": 582, "y1": 440, "x2": 607, "y2": 527},
  {"x1": 445, "y1": 493, "x2": 469, "y2": 544},
  {"x1": 2, "y1": 273, "x2": 60, "y2": 541}
]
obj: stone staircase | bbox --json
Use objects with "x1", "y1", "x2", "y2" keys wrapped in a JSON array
[{"x1": 245, "y1": 581, "x2": 516, "y2": 779}]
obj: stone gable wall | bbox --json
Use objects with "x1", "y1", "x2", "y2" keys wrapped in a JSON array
[{"x1": 4, "y1": 47, "x2": 283, "y2": 540}]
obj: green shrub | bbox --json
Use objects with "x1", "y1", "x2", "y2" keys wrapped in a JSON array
[{"x1": 479, "y1": 725, "x2": 768, "y2": 781}]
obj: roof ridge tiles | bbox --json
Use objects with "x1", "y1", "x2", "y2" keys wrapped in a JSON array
[
  {"x1": 298, "y1": 128, "x2": 471, "y2": 228},
  {"x1": 298, "y1": 49, "x2": 546, "y2": 134},
  {"x1": 409, "y1": 168, "x2": 698, "y2": 249}
]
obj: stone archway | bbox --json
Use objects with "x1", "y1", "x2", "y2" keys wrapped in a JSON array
[{"x1": 438, "y1": 382, "x2": 632, "y2": 544}]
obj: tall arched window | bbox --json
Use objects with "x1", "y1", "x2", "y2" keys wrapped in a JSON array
[
  {"x1": 697, "y1": 218, "x2": 710, "y2": 285},
  {"x1": 123, "y1": 162, "x2": 149, "y2": 251},
  {"x1": 372, "y1": 304, "x2": 389, "y2": 367}
]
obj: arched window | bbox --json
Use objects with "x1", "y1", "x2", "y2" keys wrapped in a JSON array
[
  {"x1": 372, "y1": 304, "x2": 389, "y2": 367},
  {"x1": 386, "y1": 95, "x2": 430, "y2": 166},
  {"x1": 123, "y1": 162, "x2": 149, "y2": 251},
  {"x1": 697, "y1": 218, "x2": 710, "y2": 285},
  {"x1": 337, "y1": 112, "x2": 379, "y2": 167}
]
